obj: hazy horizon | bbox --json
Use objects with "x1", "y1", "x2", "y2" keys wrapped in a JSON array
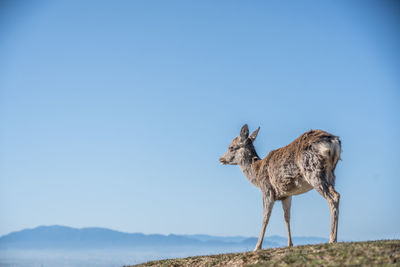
[
  {"x1": 0, "y1": 224, "x2": 330, "y2": 240},
  {"x1": 0, "y1": 224, "x2": 393, "y2": 242},
  {"x1": 1, "y1": 0, "x2": 399, "y2": 243},
  {"x1": 0, "y1": 225, "x2": 329, "y2": 266}
]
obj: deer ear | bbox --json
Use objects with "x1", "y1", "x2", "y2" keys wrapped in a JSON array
[
  {"x1": 239, "y1": 124, "x2": 249, "y2": 142},
  {"x1": 249, "y1": 127, "x2": 260, "y2": 142}
]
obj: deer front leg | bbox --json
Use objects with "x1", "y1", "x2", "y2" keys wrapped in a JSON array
[
  {"x1": 254, "y1": 191, "x2": 275, "y2": 251},
  {"x1": 282, "y1": 196, "x2": 293, "y2": 247}
]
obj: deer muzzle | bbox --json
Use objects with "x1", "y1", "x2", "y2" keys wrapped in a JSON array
[{"x1": 219, "y1": 157, "x2": 228, "y2": 165}]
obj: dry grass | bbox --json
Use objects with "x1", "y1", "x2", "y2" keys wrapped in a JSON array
[{"x1": 126, "y1": 240, "x2": 400, "y2": 267}]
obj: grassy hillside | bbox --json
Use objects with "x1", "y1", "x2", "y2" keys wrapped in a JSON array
[{"x1": 128, "y1": 240, "x2": 399, "y2": 266}]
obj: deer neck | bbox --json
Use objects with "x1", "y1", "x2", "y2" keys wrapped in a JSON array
[{"x1": 239, "y1": 153, "x2": 260, "y2": 187}]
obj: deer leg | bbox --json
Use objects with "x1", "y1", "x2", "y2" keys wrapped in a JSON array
[
  {"x1": 302, "y1": 153, "x2": 340, "y2": 244},
  {"x1": 254, "y1": 191, "x2": 275, "y2": 251},
  {"x1": 310, "y1": 180, "x2": 340, "y2": 243},
  {"x1": 327, "y1": 186, "x2": 340, "y2": 243},
  {"x1": 282, "y1": 196, "x2": 293, "y2": 247}
]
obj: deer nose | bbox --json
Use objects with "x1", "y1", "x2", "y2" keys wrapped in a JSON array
[{"x1": 219, "y1": 157, "x2": 227, "y2": 164}]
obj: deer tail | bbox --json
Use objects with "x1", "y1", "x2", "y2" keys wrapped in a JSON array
[{"x1": 314, "y1": 136, "x2": 342, "y2": 171}]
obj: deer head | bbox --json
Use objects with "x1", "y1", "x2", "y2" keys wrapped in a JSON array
[{"x1": 219, "y1": 124, "x2": 260, "y2": 165}]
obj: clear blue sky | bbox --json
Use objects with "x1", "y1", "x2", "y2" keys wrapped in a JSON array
[{"x1": 1, "y1": 0, "x2": 399, "y2": 241}]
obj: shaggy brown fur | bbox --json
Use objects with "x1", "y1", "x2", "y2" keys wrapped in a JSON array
[{"x1": 220, "y1": 125, "x2": 341, "y2": 251}]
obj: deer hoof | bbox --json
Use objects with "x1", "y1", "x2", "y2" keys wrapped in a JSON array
[{"x1": 254, "y1": 246, "x2": 262, "y2": 252}]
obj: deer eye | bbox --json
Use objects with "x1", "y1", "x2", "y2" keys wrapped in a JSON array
[{"x1": 229, "y1": 146, "x2": 237, "y2": 152}]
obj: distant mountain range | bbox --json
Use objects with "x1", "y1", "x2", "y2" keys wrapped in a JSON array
[{"x1": 0, "y1": 225, "x2": 327, "y2": 250}]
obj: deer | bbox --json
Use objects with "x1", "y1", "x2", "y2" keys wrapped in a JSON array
[{"x1": 219, "y1": 124, "x2": 341, "y2": 251}]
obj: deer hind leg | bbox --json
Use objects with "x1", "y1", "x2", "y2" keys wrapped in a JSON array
[
  {"x1": 327, "y1": 186, "x2": 340, "y2": 243},
  {"x1": 302, "y1": 153, "x2": 340, "y2": 243},
  {"x1": 282, "y1": 196, "x2": 293, "y2": 247},
  {"x1": 254, "y1": 191, "x2": 275, "y2": 251},
  {"x1": 317, "y1": 183, "x2": 339, "y2": 243},
  {"x1": 305, "y1": 172, "x2": 340, "y2": 243}
]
